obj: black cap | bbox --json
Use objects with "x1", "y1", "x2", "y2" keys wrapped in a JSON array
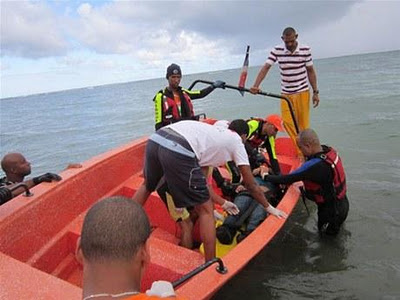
[{"x1": 166, "y1": 63, "x2": 182, "y2": 79}]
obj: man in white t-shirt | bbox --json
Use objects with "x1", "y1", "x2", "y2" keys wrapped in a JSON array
[{"x1": 132, "y1": 120, "x2": 287, "y2": 261}]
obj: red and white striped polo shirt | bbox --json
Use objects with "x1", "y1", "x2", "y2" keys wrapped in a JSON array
[{"x1": 266, "y1": 43, "x2": 313, "y2": 94}]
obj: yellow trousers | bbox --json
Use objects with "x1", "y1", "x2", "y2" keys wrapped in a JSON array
[{"x1": 280, "y1": 90, "x2": 310, "y2": 155}]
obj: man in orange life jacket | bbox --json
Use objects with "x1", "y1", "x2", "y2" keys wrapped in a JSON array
[
  {"x1": 263, "y1": 129, "x2": 349, "y2": 235},
  {"x1": 153, "y1": 63, "x2": 225, "y2": 130}
]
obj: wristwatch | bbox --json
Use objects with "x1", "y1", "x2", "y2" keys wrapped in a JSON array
[{"x1": 313, "y1": 89, "x2": 319, "y2": 94}]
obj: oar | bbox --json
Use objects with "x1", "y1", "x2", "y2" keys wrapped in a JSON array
[{"x1": 188, "y1": 79, "x2": 299, "y2": 134}]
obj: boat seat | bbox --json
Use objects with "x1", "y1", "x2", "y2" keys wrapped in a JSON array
[
  {"x1": 140, "y1": 237, "x2": 204, "y2": 291},
  {"x1": 150, "y1": 227, "x2": 180, "y2": 245},
  {"x1": 149, "y1": 238, "x2": 204, "y2": 274}
]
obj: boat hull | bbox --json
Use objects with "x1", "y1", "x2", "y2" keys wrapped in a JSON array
[{"x1": 0, "y1": 135, "x2": 300, "y2": 299}]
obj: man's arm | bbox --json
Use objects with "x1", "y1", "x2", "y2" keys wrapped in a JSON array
[
  {"x1": 0, "y1": 173, "x2": 61, "y2": 204},
  {"x1": 264, "y1": 171, "x2": 304, "y2": 185},
  {"x1": 306, "y1": 65, "x2": 320, "y2": 108},
  {"x1": 202, "y1": 166, "x2": 239, "y2": 215},
  {"x1": 184, "y1": 86, "x2": 213, "y2": 100},
  {"x1": 250, "y1": 63, "x2": 272, "y2": 94},
  {"x1": 263, "y1": 136, "x2": 281, "y2": 175},
  {"x1": 239, "y1": 165, "x2": 287, "y2": 218},
  {"x1": 184, "y1": 80, "x2": 225, "y2": 100},
  {"x1": 264, "y1": 159, "x2": 324, "y2": 185},
  {"x1": 153, "y1": 92, "x2": 164, "y2": 130},
  {"x1": 0, "y1": 187, "x2": 13, "y2": 205}
]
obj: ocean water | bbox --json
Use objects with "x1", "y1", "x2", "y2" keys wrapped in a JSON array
[{"x1": 1, "y1": 50, "x2": 400, "y2": 299}]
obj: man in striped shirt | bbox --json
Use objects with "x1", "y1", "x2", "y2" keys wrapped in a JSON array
[{"x1": 250, "y1": 27, "x2": 320, "y2": 155}]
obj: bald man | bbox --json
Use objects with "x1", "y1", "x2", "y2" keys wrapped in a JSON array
[
  {"x1": 76, "y1": 196, "x2": 182, "y2": 299},
  {"x1": 262, "y1": 129, "x2": 349, "y2": 236},
  {"x1": 0, "y1": 152, "x2": 61, "y2": 205}
]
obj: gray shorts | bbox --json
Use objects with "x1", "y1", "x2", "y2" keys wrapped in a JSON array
[{"x1": 144, "y1": 128, "x2": 210, "y2": 208}]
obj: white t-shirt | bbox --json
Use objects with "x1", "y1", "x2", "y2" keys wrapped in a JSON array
[{"x1": 166, "y1": 121, "x2": 249, "y2": 167}]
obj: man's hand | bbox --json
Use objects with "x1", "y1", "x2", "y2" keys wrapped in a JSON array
[
  {"x1": 222, "y1": 200, "x2": 240, "y2": 215},
  {"x1": 266, "y1": 205, "x2": 287, "y2": 219},
  {"x1": 252, "y1": 167, "x2": 261, "y2": 176},
  {"x1": 235, "y1": 184, "x2": 246, "y2": 193},
  {"x1": 33, "y1": 173, "x2": 62, "y2": 185},
  {"x1": 312, "y1": 93, "x2": 320, "y2": 108},
  {"x1": 259, "y1": 165, "x2": 269, "y2": 179},
  {"x1": 249, "y1": 86, "x2": 260, "y2": 94},
  {"x1": 212, "y1": 80, "x2": 225, "y2": 89}
]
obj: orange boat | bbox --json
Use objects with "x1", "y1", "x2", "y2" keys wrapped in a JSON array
[{"x1": 0, "y1": 129, "x2": 301, "y2": 299}]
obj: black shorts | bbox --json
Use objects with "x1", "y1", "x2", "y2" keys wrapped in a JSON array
[{"x1": 144, "y1": 128, "x2": 210, "y2": 208}]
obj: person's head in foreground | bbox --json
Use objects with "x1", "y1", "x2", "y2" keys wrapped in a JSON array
[{"x1": 77, "y1": 196, "x2": 152, "y2": 298}]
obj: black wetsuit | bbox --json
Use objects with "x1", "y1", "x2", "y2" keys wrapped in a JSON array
[{"x1": 265, "y1": 151, "x2": 349, "y2": 235}]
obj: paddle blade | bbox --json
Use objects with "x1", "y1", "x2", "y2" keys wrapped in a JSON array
[{"x1": 238, "y1": 45, "x2": 250, "y2": 96}]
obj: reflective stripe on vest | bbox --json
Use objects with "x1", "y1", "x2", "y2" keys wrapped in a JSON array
[{"x1": 247, "y1": 119, "x2": 265, "y2": 148}]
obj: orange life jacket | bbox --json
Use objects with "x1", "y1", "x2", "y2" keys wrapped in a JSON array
[
  {"x1": 162, "y1": 90, "x2": 194, "y2": 125},
  {"x1": 303, "y1": 146, "x2": 347, "y2": 204}
]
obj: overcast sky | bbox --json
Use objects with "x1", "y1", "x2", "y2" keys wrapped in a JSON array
[{"x1": 1, "y1": 0, "x2": 400, "y2": 98}]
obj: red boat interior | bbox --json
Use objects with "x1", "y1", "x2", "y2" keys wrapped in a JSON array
[{"x1": 0, "y1": 136, "x2": 299, "y2": 299}]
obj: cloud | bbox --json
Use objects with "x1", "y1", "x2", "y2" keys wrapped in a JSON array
[
  {"x1": 1, "y1": 0, "x2": 400, "y2": 98},
  {"x1": 304, "y1": 1, "x2": 400, "y2": 58},
  {"x1": 1, "y1": 1, "x2": 68, "y2": 58},
  {"x1": 77, "y1": 2, "x2": 92, "y2": 16},
  {"x1": 167, "y1": 1, "x2": 355, "y2": 51},
  {"x1": 0, "y1": 1, "x2": 359, "y2": 62},
  {"x1": 61, "y1": 1, "x2": 360, "y2": 68},
  {"x1": 0, "y1": 61, "x2": 11, "y2": 71},
  {"x1": 67, "y1": 1, "x2": 356, "y2": 55}
]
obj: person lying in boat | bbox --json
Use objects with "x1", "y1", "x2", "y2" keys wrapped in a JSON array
[
  {"x1": 216, "y1": 174, "x2": 281, "y2": 244},
  {"x1": 133, "y1": 119, "x2": 287, "y2": 262},
  {"x1": 263, "y1": 129, "x2": 349, "y2": 236},
  {"x1": 76, "y1": 196, "x2": 183, "y2": 299},
  {"x1": 153, "y1": 63, "x2": 225, "y2": 130},
  {"x1": 0, "y1": 152, "x2": 61, "y2": 205},
  {"x1": 212, "y1": 116, "x2": 286, "y2": 202}
]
